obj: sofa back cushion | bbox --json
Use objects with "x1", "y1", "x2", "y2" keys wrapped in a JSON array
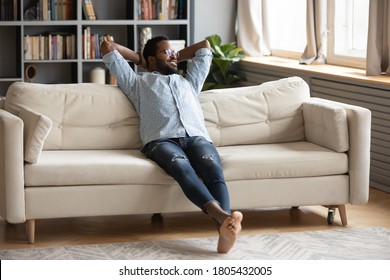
[
  {"x1": 199, "y1": 76, "x2": 310, "y2": 146},
  {"x1": 5, "y1": 76, "x2": 310, "y2": 150},
  {"x1": 5, "y1": 82, "x2": 142, "y2": 150}
]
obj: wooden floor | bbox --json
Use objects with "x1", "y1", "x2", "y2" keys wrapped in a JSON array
[{"x1": 0, "y1": 187, "x2": 389, "y2": 250}]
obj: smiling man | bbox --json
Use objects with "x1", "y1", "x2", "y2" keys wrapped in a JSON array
[{"x1": 101, "y1": 37, "x2": 243, "y2": 254}]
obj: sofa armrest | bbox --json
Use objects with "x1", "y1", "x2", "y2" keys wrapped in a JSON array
[
  {"x1": 305, "y1": 97, "x2": 371, "y2": 204},
  {"x1": 0, "y1": 109, "x2": 26, "y2": 223}
]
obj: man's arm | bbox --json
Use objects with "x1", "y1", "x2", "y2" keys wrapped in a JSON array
[
  {"x1": 100, "y1": 41, "x2": 145, "y2": 67},
  {"x1": 181, "y1": 40, "x2": 213, "y2": 94},
  {"x1": 177, "y1": 40, "x2": 210, "y2": 62},
  {"x1": 101, "y1": 40, "x2": 139, "y2": 102}
]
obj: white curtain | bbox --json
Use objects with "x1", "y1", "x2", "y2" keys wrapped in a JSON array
[
  {"x1": 366, "y1": 0, "x2": 390, "y2": 76},
  {"x1": 236, "y1": 0, "x2": 271, "y2": 56},
  {"x1": 299, "y1": 0, "x2": 327, "y2": 64}
]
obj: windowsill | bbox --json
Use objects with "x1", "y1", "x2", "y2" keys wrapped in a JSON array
[{"x1": 242, "y1": 56, "x2": 390, "y2": 88}]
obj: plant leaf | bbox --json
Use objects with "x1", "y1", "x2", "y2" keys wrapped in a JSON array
[
  {"x1": 206, "y1": 34, "x2": 221, "y2": 50},
  {"x1": 220, "y1": 44, "x2": 236, "y2": 55},
  {"x1": 213, "y1": 58, "x2": 231, "y2": 78},
  {"x1": 228, "y1": 48, "x2": 244, "y2": 57},
  {"x1": 213, "y1": 45, "x2": 225, "y2": 58}
]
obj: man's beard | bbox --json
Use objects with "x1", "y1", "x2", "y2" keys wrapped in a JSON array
[{"x1": 156, "y1": 59, "x2": 179, "y2": 75}]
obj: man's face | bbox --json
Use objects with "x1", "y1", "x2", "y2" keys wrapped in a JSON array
[{"x1": 154, "y1": 40, "x2": 179, "y2": 75}]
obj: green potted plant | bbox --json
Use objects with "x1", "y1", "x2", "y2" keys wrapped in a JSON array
[{"x1": 203, "y1": 34, "x2": 246, "y2": 91}]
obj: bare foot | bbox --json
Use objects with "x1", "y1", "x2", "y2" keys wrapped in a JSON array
[{"x1": 217, "y1": 211, "x2": 243, "y2": 254}]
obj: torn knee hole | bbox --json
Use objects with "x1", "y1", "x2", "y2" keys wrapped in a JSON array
[
  {"x1": 202, "y1": 154, "x2": 214, "y2": 161},
  {"x1": 172, "y1": 154, "x2": 187, "y2": 161}
]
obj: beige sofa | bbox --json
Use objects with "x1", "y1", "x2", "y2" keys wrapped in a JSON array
[{"x1": 0, "y1": 77, "x2": 371, "y2": 243}]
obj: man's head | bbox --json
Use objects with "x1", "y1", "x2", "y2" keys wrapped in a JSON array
[{"x1": 143, "y1": 36, "x2": 179, "y2": 75}]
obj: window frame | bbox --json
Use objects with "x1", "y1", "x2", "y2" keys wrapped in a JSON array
[
  {"x1": 267, "y1": 0, "x2": 307, "y2": 60},
  {"x1": 271, "y1": 49, "x2": 304, "y2": 60},
  {"x1": 327, "y1": 0, "x2": 367, "y2": 69}
]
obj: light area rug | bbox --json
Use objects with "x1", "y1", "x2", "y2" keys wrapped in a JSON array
[{"x1": 1, "y1": 227, "x2": 389, "y2": 260}]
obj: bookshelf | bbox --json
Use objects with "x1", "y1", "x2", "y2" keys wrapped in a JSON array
[{"x1": 0, "y1": 0, "x2": 191, "y2": 96}]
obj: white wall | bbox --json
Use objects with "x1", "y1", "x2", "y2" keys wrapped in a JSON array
[{"x1": 191, "y1": 0, "x2": 236, "y2": 44}]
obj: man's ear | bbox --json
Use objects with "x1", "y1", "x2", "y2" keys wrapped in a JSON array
[
  {"x1": 147, "y1": 56, "x2": 156, "y2": 71},
  {"x1": 148, "y1": 56, "x2": 155, "y2": 65}
]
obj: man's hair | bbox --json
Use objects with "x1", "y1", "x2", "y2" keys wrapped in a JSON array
[{"x1": 142, "y1": 36, "x2": 169, "y2": 62}]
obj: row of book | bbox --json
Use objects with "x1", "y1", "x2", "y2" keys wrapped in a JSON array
[
  {"x1": 1, "y1": 0, "x2": 17, "y2": 20},
  {"x1": 1, "y1": 0, "x2": 187, "y2": 21},
  {"x1": 24, "y1": 33, "x2": 76, "y2": 60},
  {"x1": 23, "y1": 29, "x2": 115, "y2": 60},
  {"x1": 23, "y1": 31, "x2": 184, "y2": 61},
  {"x1": 24, "y1": 0, "x2": 76, "y2": 21},
  {"x1": 83, "y1": 27, "x2": 114, "y2": 59},
  {"x1": 136, "y1": 0, "x2": 187, "y2": 20}
]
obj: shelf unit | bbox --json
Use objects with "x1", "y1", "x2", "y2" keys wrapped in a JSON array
[{"x1": 0, "y1": 0, "x2": 191, "y2": 96}]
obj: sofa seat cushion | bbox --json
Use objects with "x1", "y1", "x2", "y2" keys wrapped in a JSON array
[
  {"x1": 24, "y1": 141, "x2": 348, "y2": 187},
  {"x1": 24, "y1": 150, "x2": 175, "y2": 187},
  {"x1": 219, "y1": 141, "x2": 348, "y2": 181}
]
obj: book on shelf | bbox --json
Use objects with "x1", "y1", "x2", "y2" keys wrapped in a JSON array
[
  {"x1": 82, "y1": 0, "x2": 96, "y2": 20},
  {"x1": 83, "y1": 27, "x2": 90, "y2": 59},
  {"x1": 24, "y1": 32, "x2": 76, "y2": 60},
  {"x1": 83, "y1": 28, "x2": 115, "y2": 60},
  {"x1": 136, "y1": 0, "x2": 186, "y2": 20},
  {"x1": 1, "y1": 0, "x2": 18, "y2": 20},
  {"x1": 51, "y1": 0, "x2": 76, "y2": 20},
  {"x1": 41, "y1": 0, "x2": 49, "y2": 20},
  {"x1": 23, "y1": 0, "x2": 76, "y2": 21}
]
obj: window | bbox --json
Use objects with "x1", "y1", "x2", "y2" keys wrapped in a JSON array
[
  {"x1": 328, "y1": 0, "x2": 369, "y2": 68},
  {"x1": 265, "y1": 0, "x2": 369, "y2": 68},
  {"x1": 267, "y1": 0, "x2": 307, "y2": 59}
]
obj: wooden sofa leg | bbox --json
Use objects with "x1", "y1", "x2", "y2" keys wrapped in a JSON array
[
  {"x1": 337, "y1": 205, "x2": 348, "y2": 226},
  {"x1": 26, "y1": 219, "x2": 35, "y2": 244}
]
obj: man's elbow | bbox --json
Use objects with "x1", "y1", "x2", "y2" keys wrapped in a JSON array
[
  {"x1": 202, "y1": 39, "x2": 211, "y2": 50},
  {"x1": 100, "y1": 41, "x2": 116, "y2": 56}
]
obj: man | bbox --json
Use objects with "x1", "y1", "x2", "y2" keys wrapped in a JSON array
[{"x1": 101, "y1": 37, "x2": 242, "y2": 254}]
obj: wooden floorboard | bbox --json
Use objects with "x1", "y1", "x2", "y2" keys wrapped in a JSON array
[{"x1": 0, "y1": 187, "x2": 389, "y2": 250}]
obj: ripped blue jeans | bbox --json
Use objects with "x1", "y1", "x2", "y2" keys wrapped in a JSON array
[{"x1": 142, "y1": 136, "x2": 230, "y2": 213}]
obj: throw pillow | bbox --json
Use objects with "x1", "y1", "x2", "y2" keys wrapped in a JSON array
[
  {"x1": 303, "y1": 101, "x2": 349, "y2": 153},
  {"x1": 19, "y1": 108, "x2": 52, "y2": 163}
]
